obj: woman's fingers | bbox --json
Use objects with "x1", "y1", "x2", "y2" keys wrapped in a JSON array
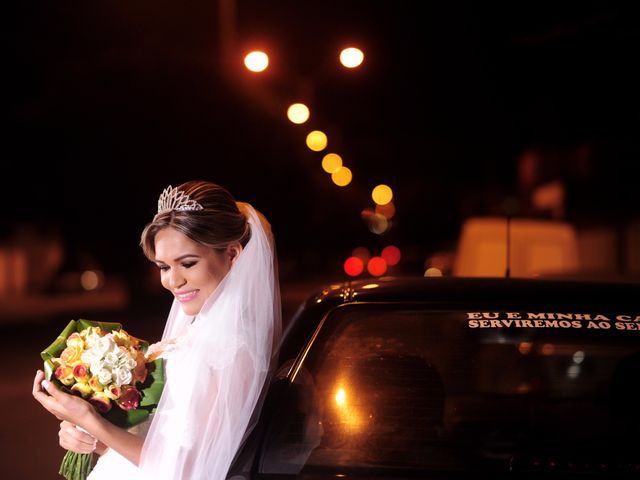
[
  {"x1": 32, "y1": 370, "x2": 91, "y2": 424},
  {"x1": 40, "y1": 375, "x2": 64, "y2": 398},
  {"x1": 32, "y1": 370, "x2": 60, "y2": 417},
  {"x1": 58, "y1": 421, "x2": 97, "y2": 454},
  {"x1": 32, "y1": 370, "x2": 46, "y2": 400},
  {"x1": 60, "y1": 421, "x2": 96, "y2": 444}
]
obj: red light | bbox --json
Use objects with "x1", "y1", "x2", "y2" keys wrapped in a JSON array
[
  {"x1": 381, "y1": 245, "x2": 401, "y2": 266},
  {"x1": 367, "y1": 257, "x2": 387, "y2": 276},
  {"x1": 344, "y1": 256, "x2": 364, "y2": 277}
]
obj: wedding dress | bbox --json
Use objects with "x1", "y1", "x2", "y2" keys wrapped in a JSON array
[{"x1": 87, "y1": 416, "x2": 152, "y2": 479}]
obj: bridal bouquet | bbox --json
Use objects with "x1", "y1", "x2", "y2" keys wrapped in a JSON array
[{"x1": 41, "y1": 319, "x2": 165, "y2": 480}]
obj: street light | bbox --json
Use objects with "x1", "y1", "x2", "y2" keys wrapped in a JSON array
[
  {"x1": 339, "y1": 47, "x2": 364, "y2": 68},
  {"x1": 372, "y1": 184, "x2": 393, "y2": 205},
  {"x1": 244, "y1": 51, "x2": 269, "y2": 72},
  {"x1": 287, "y1": 103, "x2": 310, "y2": 124},
  {"x1": 322, "y1": 153, "x2": 342, "y2": 173},
  {"x1": 306, "y1": 130, "x2": 328, "y2": 151},
  {"x1": 331, "y1": 166, "x2": 352, "y2": 187}
]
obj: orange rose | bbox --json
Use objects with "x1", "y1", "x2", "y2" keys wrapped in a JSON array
[
  {"x1": 104, "y1": 384, "x2": 121, "y2": 400},
  {"x1": 88, "y1": 376, "x2": 103, "y2": 392},
  {"x1": 132, "y1": 350, "x2": 148, "y2": 384},
  {"x1": 72, "y1": 363, "x2": 89, "y2": 382},
  {"x1": 60, "y1": 345, "x2": 83, "y2": 366},
  {"x1": 89, "y1": 392, "x2": 112, "y2": 413},
  {"x1": 66, "y1": 332, "x2": 84, "y2": 349},
  {"x1": 54, "y1": 366, "x2": 75, "y2": 386},
  {"x1": 70, "y1": 382, "x2": 92, "y2": 398},
  {"x1": 112, "y1": 330, "x2": 131, "y2": 348}
]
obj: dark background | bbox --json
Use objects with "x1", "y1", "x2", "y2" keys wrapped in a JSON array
[
  {"x1": 3, "y1": 3, "x2": 640, "y2": 478},
  {"x1": 6, "y1": 0, "x2": 640, "y2": 281}
]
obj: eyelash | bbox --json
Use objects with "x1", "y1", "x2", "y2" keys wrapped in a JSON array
[{"x1": 158, "y1": 262, "x2": 197, "y2": 272}]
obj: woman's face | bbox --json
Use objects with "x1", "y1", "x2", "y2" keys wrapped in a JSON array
[{"x1": 153, "y1": 227, "x2": 235, "y2": 316}]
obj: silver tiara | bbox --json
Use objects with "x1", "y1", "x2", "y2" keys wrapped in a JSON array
[{"x1": 156, "y1": 185, "x2": 204, "y2": 215}]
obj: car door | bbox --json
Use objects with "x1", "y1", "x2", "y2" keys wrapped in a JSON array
[{"x1": 240, "y1": 301, "x2": 639, "y2": 479}]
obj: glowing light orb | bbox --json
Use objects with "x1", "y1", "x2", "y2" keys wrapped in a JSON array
[
  {"x1": 322, "y1": 153, "x2": 343, "y2": 173},
  {"x1": 381, "y1": 245, "x2": 401, "y2": 266},
  {"x1": 287, "y1": 103, "x2": 310, "y2": 124},
  {"x1": 244, "y1": 51, "x2": 269, "y2": 72},
  {"x1": 376, "y1": 201, "x2": 395, "y2": 219},
  {"x1": 340, "y1": 47, "x2": 364, "y2": 68},
  {"x1": 344, "y1": 256, "x2": 364, "y2": 276},
  {"x1": 367, "y1": 256, "x2": 387, "y2": 276},
  {"x1": 424, "y1": 267, "x2": 443, "y2": 277},
  {"x1": 306, "y1": 130, "x2": 328, "y2": 151},
  {"x1": 372, "y1": 184, "x2": 393, "y2": 205},
  {"x1": 332, "y1": 167, "x2": 352, "y2": 186}
]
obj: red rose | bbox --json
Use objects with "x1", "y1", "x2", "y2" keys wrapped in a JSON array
[{"x1": 115, "y1": 386, "x2": 141, "y2": 411}]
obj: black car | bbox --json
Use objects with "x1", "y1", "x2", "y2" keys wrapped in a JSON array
[{"x1": 228, "y1": 277, "x2": 640, "y2": 479}]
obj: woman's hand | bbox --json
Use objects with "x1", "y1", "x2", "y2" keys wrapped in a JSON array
[
  {"x1": 58, "y1": 421, "x2": 95, "y2": 454},
  {"x1": 32, "y1": 370, "x2": 97, "y2": 430},
  {"x1": 58, "y1": 421, "x2": 109, "y2": 455}
]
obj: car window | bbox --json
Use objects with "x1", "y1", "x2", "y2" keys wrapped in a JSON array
[{"x1": 260, "y1": 305, "x2": 639, "y2": 476}]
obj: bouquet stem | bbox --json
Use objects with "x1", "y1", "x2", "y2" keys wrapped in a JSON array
[{"x1": 59, "y1": 450, "x2": 94, "y2": 480}]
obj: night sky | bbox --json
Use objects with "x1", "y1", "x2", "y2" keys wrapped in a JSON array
[{"x1": 6, "y1": 1, "x2": 639, "y2": 279}]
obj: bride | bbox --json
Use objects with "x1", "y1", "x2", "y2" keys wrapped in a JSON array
[{"x1": 33, "y1": 181, "x2": 282, "y2": 479}]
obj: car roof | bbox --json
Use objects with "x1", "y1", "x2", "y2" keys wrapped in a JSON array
[
  {"x1": 279, "y1": 275, "x2": 639, "y2": 374},
  {"x1": 308, "y1": 276, "x2": 640, "y2": 310}
]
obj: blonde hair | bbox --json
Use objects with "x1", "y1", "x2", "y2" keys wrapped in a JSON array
[{"x1": 140, "y1": 181, "x2": 251, "y2": 260}]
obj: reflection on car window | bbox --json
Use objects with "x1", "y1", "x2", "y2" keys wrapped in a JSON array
[{"x1": 260, "y1": 306, "x2": 640, "y2": 476}]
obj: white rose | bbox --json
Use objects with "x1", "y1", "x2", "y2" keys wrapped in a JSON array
[
  {"x1": 85, "y1": 332, "x2": 100, "y2": 348},
  {"x1": 85, "y1": 351, "x2": 103, "y2": 371},
  {"x1": 97, "y1": 368, "x2": 113, "y2": 385},
  {"x1": 95, "y1": 337, "x2": 114, "y2": 356},
  {"x1": 122, "y1": 356, "x2": 137, "y2": 370},
  {"x1": 89, "y1": 362, "x2": 101, "y2": 376},
  {"x1": 103, "y1": 351, "x2": 119, "y2": 367},
  {"x1": 80, "y1": 351, "x2": 92, "y2": 365},
  {"x1": 113, "y1": 367, "x2": 132, "y2": 387}
]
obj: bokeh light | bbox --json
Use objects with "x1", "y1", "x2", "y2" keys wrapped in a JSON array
[
  {"x1": 541, "y1": 344, "x2": 555, "y2": 355},
  {"x1": 361, "y1": 209, "x2": 391, "y2": 234},
  {"x1": 287, "y1": 103, "x2": 310, "y2": 124},
  {"x1": 372, "y1": 184, "x2": 393, "y2": 205},
  {"x1": 306, "y1": 130, "x2": 328, "y2": 151},
  {"x1": 369, "y1": 213, "x2": 389, "y2": 234},
  {"x1": 518, "y1": 342, "x2": 533, "y2": 355},
  {"x1": 244, "y1": 51, "x2": 269, "y2": 72},
  {"x1": 375, "y1": 201, "x2": 395, "y2": 219},
  {"x1": 80, "y1": 270, "x2": 103, "y2": 291},
  {"x1": 344, "y1": 256, "x2": 364, "y2": 276},
  {"x1": 367, "y1": 256, "x2": 387, "y2": 276},
  {"x1": 381, "y1": 245, "x2": 401, "y2": 266},
  {"x1": 322, "y1": 153, "x2": 343, "y2": 173},
  {"x1": 339, "y1": 47, "x2": 364, "y2": 68},
  {"x1": 424, "y1": 267, "x2": 443, "y2": 277},
  {"x1": 331, "y1": 166, "x2": 352, "y2": 186},
  {"x1": 352, "y1": 246, "x2": 371, "y2": 263}
]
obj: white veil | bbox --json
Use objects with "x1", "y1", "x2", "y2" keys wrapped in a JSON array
[{"x1": 138, "y1": 202, "x2": 282, "y2": 479}]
